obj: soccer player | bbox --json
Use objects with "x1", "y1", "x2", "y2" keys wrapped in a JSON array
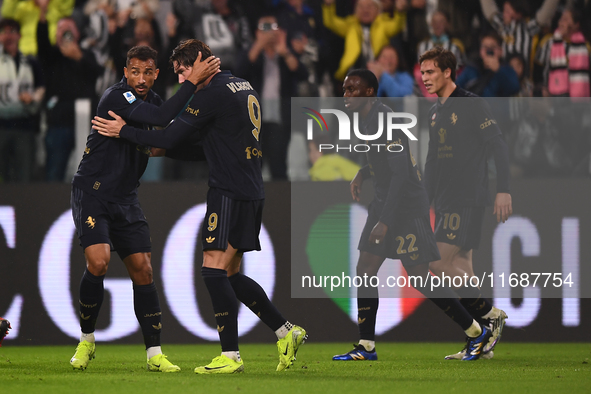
[
  {"x1": 419, "y1": 46, "x2": 512, "y2": 359},
  {"x1": 69, "y1": 45, "x2": 220, "y2": 372},
  {"x1": 332, "y1": 69, "x2": 493, "y2": 362},
  {"x1": 0, "y1": 317, "x2": 10, "y2": 346},
  {"x1": 91, "y1": 39, "x2": 307, "y2": 374}
]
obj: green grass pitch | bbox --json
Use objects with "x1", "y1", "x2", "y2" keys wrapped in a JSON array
[{"x1": 1, "y1": 343, "x2": 589, "y2": 393}]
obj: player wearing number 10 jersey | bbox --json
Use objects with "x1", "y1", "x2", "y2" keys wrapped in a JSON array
[
  {"x1": 419, "y1": 46, "x2": 512, "y2": 359},
  {"x1": 92, "y1": 39, "x2": 306, "y2": 374}
]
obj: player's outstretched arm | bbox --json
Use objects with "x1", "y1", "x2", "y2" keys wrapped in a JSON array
[
  {"x1": 96, "y1": 109, "x2": 197, "y2": 149},
  {"x1": 110, "y1": 54, "x2": 219, "y2": 129},
  {"x1": 493, "y1": 192, "x2": 512, "y2": 223},
  {"x1": 92, "y1": 110, "x2": 126, "y2": 137}
]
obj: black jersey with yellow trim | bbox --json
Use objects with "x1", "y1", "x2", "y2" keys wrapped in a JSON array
[
  {"x1": 119, "y1": 70, "x2": 264, "y2": 200},
  {"x1": 72, "y1": 77, "x2": 196, "y2": 204},
  {"x1": 424, "y1": 87, "x2": 502, "y2": 210},
  {"x1": 360, "y1": 100, "x2": 430, "y2": 227}
]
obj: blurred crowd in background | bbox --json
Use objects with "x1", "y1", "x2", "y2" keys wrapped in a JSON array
[{"x1": 1, "y1": 0, "x2": 590, "y2": 184}]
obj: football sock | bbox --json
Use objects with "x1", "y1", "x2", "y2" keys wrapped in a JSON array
[
  {"x1": 147, "y1": 346, "x2": 162, "y2": 359},
  {"x1": 455, "y1": 286, "x2": 494, "y2": 322},
  {"x1": 274, "y1": 321, "x2": 294, "y2": 339},
  {"x1": 79, "y1": 268, "x2": 105, "y2": 334},
  {"x1": 228, "y1": 272, "x2": 286, "y2": 332},
  {"x1": 202, "y1": 267, "x2": 239, "y2": 351},
  {"x1": 222, "y1": 351, "x2": 241, "y2": 362},
  {"x1": 357, "y1": 283, "x2": 379, "y2": 341},
  {"x1": 415, "y1": 282, "x2": 475, "y2": 331},
  {"x1": 80, "y1": 332, "x2": 95, "y2": 343},
  {"x1": 359, "y1": 339, "x2": 375, "y2": 352},
  {"x1": 133, "y1": 282, "x2": 162, "y2": 349},
  {"x1": 465, "y1": 320, "x2": 483, "y2": 338}
]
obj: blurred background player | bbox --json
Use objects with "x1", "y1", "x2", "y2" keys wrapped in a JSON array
[
  {"x1": 69, "y1": 45, "x2": 219, "y2": 371},
  {"x1": 91, "y1": 39, "x2": 307, "y2": 374},
  {"x1": 0, "y1": 317, "x2": 10, "y2": 346},
  {"x1": 420, "y1": 46, "x2": 512, "y2": 360},
  {"x1": 332, "y1": 69, "x2": 493, "y2": 362}
]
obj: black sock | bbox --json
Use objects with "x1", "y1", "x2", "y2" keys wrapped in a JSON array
[
  {"x1": 455, "y1": 286, "x2": 493, "y2": 323},
  {"x1": 79, "y1": 268, "x2": 104, "y2": 334},
  {"x1": 415, "y1": 281, "x2": 474, "y2": 331},
  {"x1": 357, "y1": 284, "x2": 379, "y2": 341},
  {"x1": 202, "y1": 267, "x2": 239, "y2": 352},
  {"x1": 133, "y1": 282, "x2": 162, "y2": 349},
  {"x1": 228, "y1": 272, "x2": 286, "y2": 331}
]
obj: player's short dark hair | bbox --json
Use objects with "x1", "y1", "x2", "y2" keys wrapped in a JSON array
[
  {"x1": 126, "y1": 45, "x2": 158, "y2": 67},
  {"x1": 0, "y1": 18, "x2": 20, "y2": 34},
  {"x1": 170, "y1": 39, "x2": 213, "y2": 68},
  {"x1": 346, "y1": 69, "x2": 379, "y2": 96},
  {"x1": 418, "y1": 46, "x2": 457, "y2": 81}
]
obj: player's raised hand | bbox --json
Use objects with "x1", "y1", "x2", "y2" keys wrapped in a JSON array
[
  {"x1": 350, "y1": 171, "x2": 364, "y2": 201},
  {"x1": 187, "y1": 52, "x2": 221, "y2": 86},
  {"x1": 493, "y1": 192, "x2": 512, "y2": 223},
  {"x1": 92, "y1": 110, "x2": 127, "y2": 138}
]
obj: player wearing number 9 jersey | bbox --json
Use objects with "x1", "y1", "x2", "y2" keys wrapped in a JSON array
[{"x1": 92, "y1": 39, "x2": 307, "y2": 374}]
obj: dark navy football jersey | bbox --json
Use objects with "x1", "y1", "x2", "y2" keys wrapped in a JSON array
[
  {"x1": 359, "y1": 100, "x2": 430, "y2": 227},
  {"x1": 424, "y1": 87, "x2": 502, "y2": 210},
  {"x1": 72, "y1": 78, "x2": 196, "y2": 204},
  {"x1": 119, "y1": 70, "x2": 264, "y2": 200}
]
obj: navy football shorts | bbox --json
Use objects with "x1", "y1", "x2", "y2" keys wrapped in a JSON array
[
  {"x1": 358, "y1": 201, "x2": 440, "y2": 267},
  {"x1": 202, "y1": 188, "x2": 264, "y2": 252},
  {"x1": 71, "y1": 186, "x2": 151, "y2": 260},
  {"x1": 434, "y1": 206, "x2": 485, "y2": 250}
]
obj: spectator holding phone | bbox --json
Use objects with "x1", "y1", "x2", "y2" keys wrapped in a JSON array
[{"x1": 455, "y1": 31, "x2": 520, "y2": 97}]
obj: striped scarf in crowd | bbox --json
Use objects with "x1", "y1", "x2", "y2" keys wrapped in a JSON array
[{"x1": 548, "y1": 30, "x2": 590, "y2": 97}]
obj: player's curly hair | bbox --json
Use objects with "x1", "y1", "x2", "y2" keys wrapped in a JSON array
[
  {"x1": 126, "y1": 45, "x2": 158, "y2": 67},
  {"x1": 418, "y1": 46, "x2": 457, "y2": 81},
  {"x1": 170, "y1": 39, "x2": 213, "y2": 68}
]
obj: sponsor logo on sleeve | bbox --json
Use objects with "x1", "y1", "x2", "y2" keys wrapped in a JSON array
[{"x1": 123, "y1": 91, "x2": 136, "y2": 104}]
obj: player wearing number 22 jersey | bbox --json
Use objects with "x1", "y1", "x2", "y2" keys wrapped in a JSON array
[{"x1": 96, "y1": 39, "x2": 306, "y2": 374}]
